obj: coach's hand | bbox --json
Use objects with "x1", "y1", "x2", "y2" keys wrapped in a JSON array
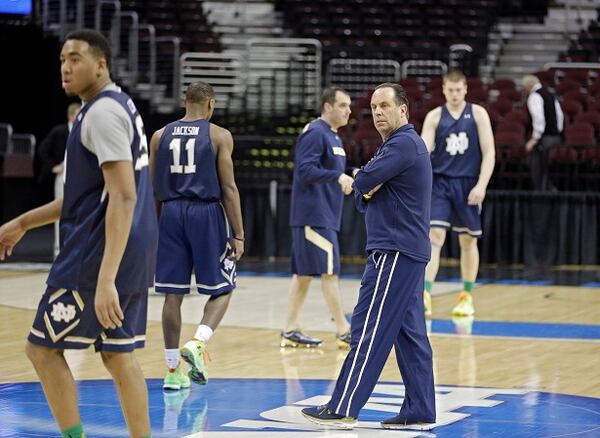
[
  {"x1": 95, "y1": 280, "x2": 124, "y2": 330},
  {"x1": 0, "y1": 219, "x2": 26, "y2": 261},
  {"x1": 338, "y1": 173, "x2": 354, "y2": 195}
]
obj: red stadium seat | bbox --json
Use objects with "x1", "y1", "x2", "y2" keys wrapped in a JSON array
[
  {"x1": 561, "y1": 90, "x2": 588, "y2": 108},
  {"x1": 533, "y1": 70, "x2": 556, "y2": 87},
  {"x1": 561, "y1": 100, "x2": 583, "y2": 123},
  {"x1": 564, "y1": 122, "x2": 595, "y2": 146},
  {"x1": 498, "y1": 88, "x2": 523, "y2": 103},
  {"x1": 555, "y1": 79, "x2": 580, "y2": 95},
  {"x1": 503, "y1": 110, "x2": 529, "y2": 127},
  {"x1": 574, "y1": 111, "x2": 600, "y2": 137},
  {"x1": 491, "y1": 78, "x2": 516, "y2": 91},
  {"x1": 489, "y1": 97, "x2": 513, "y2": 116}
]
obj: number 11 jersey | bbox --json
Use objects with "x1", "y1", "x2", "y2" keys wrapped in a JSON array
[{"x1": 154, "y1": 119, "x2": 221, "y2": 202}]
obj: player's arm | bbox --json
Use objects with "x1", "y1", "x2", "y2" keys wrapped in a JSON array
[
  {"x1": 96, "y1": 161, "x2": 136, "y2": 328},
  {"x1": 0, "y1": 199, "x2": 63, "y2": 261},
  {"x1": 212, "y1": 124, "x2": 244, "y2": 261},
  {"x1": 420, "y1": 107, "x2": 441, "y2": 153},
  {"x1": 148, "y1": 127, "x2": 165, "y2": 216},
  {"x1": 470, "y1": 104, "x2": 496, "y2": 205}
]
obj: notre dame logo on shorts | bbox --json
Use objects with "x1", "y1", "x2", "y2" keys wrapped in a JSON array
[
  {"x1": 43, "y1": 289, "x2": 85, "y2": 342},
  {"x1": 445, "y1": 132, "x2": 469, "y2": 155}
]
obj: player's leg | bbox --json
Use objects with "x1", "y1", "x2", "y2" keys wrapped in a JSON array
[
  {"x1": 26, "y1": 287, "x2": 121, "y2": 437},
  {"x1": 25, "y1": 342, "x2": 83, "y2": 436},
  {"x1": 281, "y1": 226, "x2": 322, "y2": 347},
  {"x1": 425, "y1": 176, "x2": 452, "y2": 316},
  {"x1": 451, "y1": 177, "x2": 482, "y2": 317},
  {"x1": 155, "y1": 200, "x2": 193, "y2": 389},
  {"x1": 284, "y1": 274, "x2": 312, "y2": 332},
  {"x1": 182, "y1": 202, "x2": 235, "y2": 383},
  {"x1": 98, "y1": 291, "x2": 151, "y2": 437},
  {"x1": 454, "y1": 233, "x2": 478, "y2": 316},
  {"x1": 101, "y1": 351, "x2": 151, "y2": 438},
  {"x1": 321, "y1": 274, "x2": 351, "y2": 347},
  {"x1": 424, "y1": 227, "x2": 447, "y2": 290},
  {"x1": 317, "y1": 229, "x2": 351, "y2": 347}
]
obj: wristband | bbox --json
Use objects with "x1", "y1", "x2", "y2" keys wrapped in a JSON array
[{"x1": 233, "y1": 236, "x2": 245, "y2": 242}]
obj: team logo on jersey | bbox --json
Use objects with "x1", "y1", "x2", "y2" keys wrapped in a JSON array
[{"x1": 445, "y1": 132, "x2": 469, "y2": 155}]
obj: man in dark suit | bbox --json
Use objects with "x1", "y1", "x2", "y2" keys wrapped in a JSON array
[{"x1": 37, "y1": 102, "x2": 81, "y2": 256}]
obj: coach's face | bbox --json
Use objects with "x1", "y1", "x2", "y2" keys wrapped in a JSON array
[
  {"x1": 60, "y1": 39, "x2": 107, "y2": 99},
  {"x1": 371, "y1": 87, "x2": 407, "y2": 140}
]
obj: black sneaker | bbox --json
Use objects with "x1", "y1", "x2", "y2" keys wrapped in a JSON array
[
  {"x1": 336, "y1": 330, "x2": 351, "y2": 349},
  {"x1": 381, "y1": 414, "x2": 436, "y2": 430},
  {"x1": 280, "y1": 330, "x2": 322, "y2": 348},
  {"x1": 301, "y1": 405, "x2": 357, "y2": 429}
]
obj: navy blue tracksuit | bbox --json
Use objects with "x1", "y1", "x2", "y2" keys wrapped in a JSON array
[{"x1": 327, "y1": 123, "x2": 436, "y2": 422}]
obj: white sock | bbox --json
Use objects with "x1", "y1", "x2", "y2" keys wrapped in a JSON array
[
  {"x1": 165, "y1": 348, "x2": 180, "y2": 370},
  {"x1": 194, "y1": 324, "x2": 214, "y2": 343}
]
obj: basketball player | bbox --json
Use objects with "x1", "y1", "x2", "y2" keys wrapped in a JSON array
[
  {"x1": 281, "y1": 87, "x2": 353, "y2": 349},
  {"x1": 149, "y1": 81, "x2": 244, "y2": 390},
  {"x1": 420, "y1": 70, "x2": 495, "y2": 317},
  {"x1": 0, "y1": 29, "x2": 157, "y2": 438},
  {"x1": 302, "y1": 83, "x2": 436, "y2": 430}
]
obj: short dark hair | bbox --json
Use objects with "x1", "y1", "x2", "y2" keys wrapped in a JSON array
[
  {"x1": 374, "y1": 82, "x2": 409, "y2": 108},
  {"x1": 65, "y1": 29, "x2": 112, "y2": 71},
  {"x1": 185, "y1": 81, "x2": 215, "y2": 104},
  {"x1": 321, "y1": 86, "x2": 349, "y2": 110}
]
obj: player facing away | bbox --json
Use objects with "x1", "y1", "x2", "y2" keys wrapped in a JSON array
[
  {"x1": 149, "y1": 81, "x2": 244, "y2": 391},
  {"x1": 0, "y1": 29, "x2": 157, "y2": 438},
  {"x1": 302, "y1": 83, "x2": 436, "y2": 431},
  {"x1": 420, "y1": 70, "x2": 495, "y2": 317},
  {"x1": 281, "y1": 87, "x2": 354, "y2": 349}
]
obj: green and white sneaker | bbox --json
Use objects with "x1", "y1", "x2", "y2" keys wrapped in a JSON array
[
  {"x1": 452, "y1": 292, "x2": 475, "y2": 317},
  {"x1": 163, "y1": 363, "x2": 191, "y2": 390},
  {"x1": 181, "y1": 339, "x2": 210, "y2": 385}
]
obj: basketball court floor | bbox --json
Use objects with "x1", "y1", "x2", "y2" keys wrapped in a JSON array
[{"x1": 0, "y1": 266, "x2": 599, "y2": 437}]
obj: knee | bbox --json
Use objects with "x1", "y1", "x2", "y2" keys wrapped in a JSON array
[
  {"x1": 164, "y1": 294, "x2": 184, "y2": 307},
  {"x1": 101, "y1": 351, "x2": 135, "y2": 372},
  {"x1": 458, "y1": 235, "x2": 477, "y2": 250},
  {"x1": 429, "y1": 228, "x2": 446, "y2": 247},
  {"x1": 208, "y1": 290, "x2": 232, "y2": 303},
  {"x1": 295, "y1": 275, "x2": 312, "y2": 287},
  {"x1": 25, "y1": 341, "x2": 60, "y2": 366}
]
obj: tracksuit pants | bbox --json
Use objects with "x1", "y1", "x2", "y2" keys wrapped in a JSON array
[{"x1": 328, "y1": 250, "x2": 436, "y2": 422}]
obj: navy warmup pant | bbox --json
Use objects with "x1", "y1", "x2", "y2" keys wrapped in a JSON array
[{"x1": 328, "y1": 250, "x2": 436, "y2": 422}]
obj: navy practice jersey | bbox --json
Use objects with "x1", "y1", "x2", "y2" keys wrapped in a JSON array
[
  {"x1": 353, "y1": 124, "x2": 432, "y2": 262},
  {"x1": 431, "y1": 102, "x2": 482, "y2": 177},
  {"x1": 290, "y1": 118, "x2": 346, "y2": 231},
  {"x1": 154, "y1": 119, "x2": 221, "y2": 202},
  {"x1": 47, "y1": 89, "x2": 158, "y2": 295}
]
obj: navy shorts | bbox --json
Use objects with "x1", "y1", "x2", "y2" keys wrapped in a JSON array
[
  {"x1": 291, "y1": 226, "x2": 340, "y2": 276},
  {"x1": 430, "y1": 175, "x2": 482, "y2": 237},
  {"x1": 155, "y1": 199, "x2": 236, "y2": 295},
  {"x1": 28, "y1": 287, "x2": 147, "y2": 352}
]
